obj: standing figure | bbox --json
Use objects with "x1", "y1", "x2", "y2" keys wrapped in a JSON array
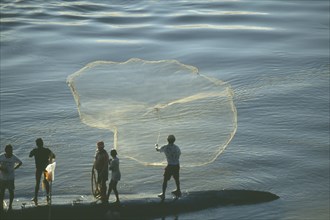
[
  {"x1": 107, "y1": 149, "x2": 121, "y2": 204},
  {"x1": 29, "y1": 138, "x2": 55, "y2": 205},
  {"x1": 94, "y1": 141, "x2": 109, "y2": 203},
  {"x1": 155, "y1": 135, "x2": 182, "y2": 201},
  {"x1": 0, "y1": 144, "x2": 22, "y2": 211}
]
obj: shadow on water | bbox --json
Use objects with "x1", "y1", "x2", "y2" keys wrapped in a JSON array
[{"x1": 2, "y1": 190, "x2": 279, "y2": 220}]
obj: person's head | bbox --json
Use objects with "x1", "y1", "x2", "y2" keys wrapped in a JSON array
[
  {"x1": 97, "y1": 141, "x2": 105, "y2": 150},
  {"x1": 5, "y1": 144, "x2": 13, "y2": 157},
  {"x1": 110, "y1": 149, "x2": 118, "y2": 158},
  {"x1": 36, "y1": 138, "x2": 44, "y2": 148},
  {"x1": 167, "y1": 135, "x2": 176, "y2": 144}
]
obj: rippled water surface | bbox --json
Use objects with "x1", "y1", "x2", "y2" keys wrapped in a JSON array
[{"x1": 1, "y1": 0, "x2": 329, "y2": 219}]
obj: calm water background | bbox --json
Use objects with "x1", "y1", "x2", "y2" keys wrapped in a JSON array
[{"x1": 0, "y1": 0, "x2": 329, "y2": 219}]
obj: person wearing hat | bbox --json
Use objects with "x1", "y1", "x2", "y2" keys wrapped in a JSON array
[
  {"x1": 107, "y1": 149, "x2": 121, "y2": 203},
  {"x1": 155, "y1": 135, "x2": 182, "y2": 201},
  {"x1": 94, "y1": 141, "x2": 109, "y2": 203}
]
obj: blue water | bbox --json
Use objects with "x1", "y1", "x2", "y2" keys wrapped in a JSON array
[{"x1": 0, "y1": 0, "x2": 329, "y2": 219}]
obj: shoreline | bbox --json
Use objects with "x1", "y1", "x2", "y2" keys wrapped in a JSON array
[{"x1": 1, "y1": 190, "x2": 279, "y2": 220}]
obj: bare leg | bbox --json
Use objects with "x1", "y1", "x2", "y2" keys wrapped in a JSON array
[
  {"x1": 43, "y1": 179, "x2": 50, "y2": 204},
  {"x1": 8, "y1": 189, "x2": 14, "y2": 210},
  {"x1": 0, "y1": 188, "x2": 5, "y2": 211},
  {"x1": 113, "y1": 181, "x2": 119, "y2": 203},
  {"x1": 33, "y1": 170, "x2": 42, "y2": 205},
  {"x1": 173, "y1": 176, "x2": 181, "y2": 197},
  {"x1": 174, "y1": 177, "x2": 181, "y2": 192},
  {"x1": 158, "y1": 176, "x2": 168, "y2": 200},
  {"x1": 162, "y1": 178, "x2": 167, "y2": 195},
  {"x1": 108, "y1": 180, "x2": 120, "y2": 203},
  {"x1": 107, "y1": 182, "x2": 112, "y2": 200}
]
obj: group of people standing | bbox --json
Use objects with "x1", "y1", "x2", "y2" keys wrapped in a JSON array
[
  {"x1": 0, "y1": 138, "x2": 55, "y2": 212},
  {"x1": 93, "y1": 141, "x2": 121, "y2": 204},
  {"x1": 0, "y1": 134, "x2": 182, "y2": 211},
  {"x1": 94, "y1": 134, "x2": 182, "y2": 204}
]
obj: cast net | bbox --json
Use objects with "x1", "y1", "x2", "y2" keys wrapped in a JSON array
[{"x1": 67, "y1": 58, "x2": 237, "y2": 167}]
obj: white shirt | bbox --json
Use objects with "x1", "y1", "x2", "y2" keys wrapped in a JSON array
[
  {"x1": 109, "y1": 157, "x2": 121, "y2": 181},
  {"x1": 0, "y1": 153, "x2": 22, "y2": 181},
  {"x1": 159, "y1": 144, "x2": 181, "y2": 165}
]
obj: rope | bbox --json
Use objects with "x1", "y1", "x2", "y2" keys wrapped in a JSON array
[
  {"x1": 155, "y1": 107, "x2": 161, "y2": 146},
  {"x1": 91, "y1": 165, "x2": 100, "y2": 198}
]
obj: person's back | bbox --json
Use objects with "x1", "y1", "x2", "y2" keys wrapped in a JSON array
[
  {"x1": 109, "y1": 156, "x2": 121, "y2": 181},
  {"x1": 108, "y1": 149, "x2": 121, "y2": 203},
  {"x1": 29, "y1": 138, "x2": 55, "y2": 205},
  {"x1": 30, "y1": 147, "x2": 52, "y2": 171},
  {"x1": 155, "y1": 135, "x2": 182, "y2": 201},
  {"x1": 160, "y1": 143, "x2": 181, "y2": 165},
  {"x1": 94, "y1": 148, "x2": 109, "y2": 172}
]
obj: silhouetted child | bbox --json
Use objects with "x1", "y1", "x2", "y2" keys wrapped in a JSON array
[{"x1": 107, "y1": 149, "x2": 121, "y2": 203}]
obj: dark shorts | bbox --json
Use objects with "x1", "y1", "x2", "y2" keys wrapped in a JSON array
[
  {"x1": 0, "y1": 179, "x2": 15, "y2": 191},
  {"x1": 164, "y1": 165, "x2": 180, "y2": 181}
]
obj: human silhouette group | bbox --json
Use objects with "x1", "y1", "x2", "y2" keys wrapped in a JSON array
[{"x1": 0, "y1": 134, "x2": 182, "y2": 211}]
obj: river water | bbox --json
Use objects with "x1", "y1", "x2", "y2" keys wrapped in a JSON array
[{"x1": 0, "y1": 0, "x2": 329, "y2": 219}]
